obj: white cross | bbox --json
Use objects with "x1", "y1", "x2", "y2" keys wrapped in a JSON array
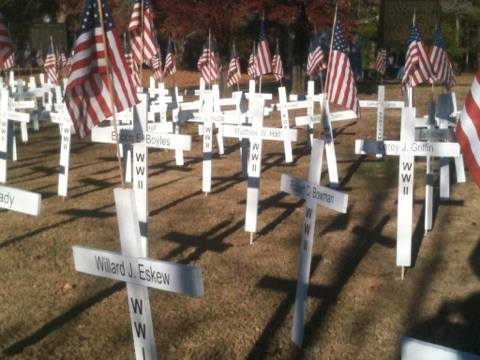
[
  {"x1": 50, "y1": 106, "x2": 73, "y2": 197},
  {"x1": 401, "y1": 337, "x2": 480, "y2": 360},
  {"x1": 280, "y1": 139, "x2": 348, "y2": 345},
  {"x1": 359, "y1": 85, "x2": 404, "y2": 158},
  {"x1": 8, "y1": 96, "x2": 34, "y2": 143},
  {"x1": 0, "y1": 184, "x2": 42, "y2": 216},
  {"x1": 244, "y1": 79, "x2": 273, "y2": 122},
  {"x1": 92, "y1": 94, "x2": 192, "y2": 252},
  {"x1": 295, "y1": 97, "x2": 350, "y2": 188},
  {"x1": 355, "y1": 107, "x2": 460, "y2": 274},
  {"x1": 274, "y1": 86, "x2": 308, "y2": 163},
  {"x1": 222, "y1": 98, "x2": 298, "y2": 243},
  {"x1": 0, "y1": 89, "x2": 30, "y2": 183},
  {"x1": 72, "y1": 188, "x2": 203, "y2": 359}
]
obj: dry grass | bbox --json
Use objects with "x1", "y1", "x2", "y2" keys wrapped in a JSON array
[{"x1": 0, "y1": 74, "x2": 479, "y2": 360}]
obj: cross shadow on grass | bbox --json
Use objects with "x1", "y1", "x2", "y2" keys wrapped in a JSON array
[{"x1": 405, "y1": 239, "x2": 480, "y2": 356}]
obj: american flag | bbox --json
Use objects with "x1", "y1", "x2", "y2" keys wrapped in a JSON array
[
  {"x1": 59, "y1": 52, "x2": 68, "y2": 69},
  {"x1": 36, "y1": 51, "x2": 44, "y2": 67},
  {"x1": 128, "y1": 0, "x2": 156, "y2": 66},
  {"x1": 375, "y1": 48, "x2": 387, "y2": 75},
  {"x1": 163, "y1": 39, "x2": 176, "y2": 78},
  {"x1": 402, "y1": 18, "x2": 433, "y2": 89},
  {"x1": 271, "y1": 39, "x2": 283, "y2": 82},
  {"x1": 256, "y1": 17, "x2": 271, "y2": 75},
  {"x1": 66, "y1": 49, "x2": 74, "y2": 74},
  {"x1": 247, "y1": 42, "x2": 258, "y2": 79},
  {"x1": 150, "y1": 51, "x2": 162, "y2": 81},
  {"x1": 44, "y1": 46, "x2": 58, "y2": 84},
  {"x1": 326, "y1": 18, "x2": 359, "y2": 114},
  {"x1": 456, "y1": 69, "x2": 480, "y2": 187},
  {"x1": 430, "y1": 29, "x2": 455, "y2": 90},
  {"x1": 65, "y1": 0, "x2": 138, "y2": 138},
  {"x1": 0, "y1": 13, "x2": 14, "y2": 71},
  {"x1": 227, "y1": 43, "x2": 241, "y2": 87},
  {"x1": 125, "y1": 47, "x2": 140, "y2": 87},
  {"x1": 197, "y1": 42, "x2": 218, "y2": 86},
  {"x1": 306, "y1": 33, "x2": 325, "y2": 77},
  {"x1": 3, "y1": 53, "x2": 14, "y2": 70}
]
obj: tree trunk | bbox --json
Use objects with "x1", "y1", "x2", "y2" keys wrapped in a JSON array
[
  {"x1": 456, "y1": 15, "x2": 460, "y2": 47},
  {"x1": 291, "y1": 65, "x2": 305, "y2": 95}
]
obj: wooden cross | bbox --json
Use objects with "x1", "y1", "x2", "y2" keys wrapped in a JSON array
[
  {"x1": 72, "y1": 188, "x2": 203, "y2": 359},
  {"x1": 92, "y1": 93, "x2": 192, "y2": 252},
  {"x1": 50, "y1": 105, "x2": 73, "y2": 197},
  {"x1": 0, "y1": 89, "x2": 30, "y2": 183},
  {"x1": 222, "y1": 98, "x2": 298, "y2": 243},
  {"x1": 280, "y1": 139, "x2": 348, "y2": 345},
  {"x1": 274, "y1": 86, "x2": 309, "y2": 163},
  {"x1": 295, "y1": 98, "x2": 351, "y2": 188},
  {"x1": 0, "y1": 184, "x2": 41, "y2": 216},
  {"x1": 355, "y1": 107, "x2": 460, "y2": 276},
  {"x1": 359, "y1": 85, "x2": 404, "y2": 158}
]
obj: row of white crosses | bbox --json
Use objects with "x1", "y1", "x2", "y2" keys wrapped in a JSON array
[
  {"x1": 0, "y1": 88, "x2": 32, "y2": 183},
  {"x1": 74, "y1": 93, "x2": 202, "y2": 359}
]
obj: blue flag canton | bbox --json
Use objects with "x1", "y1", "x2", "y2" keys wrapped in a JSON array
[
  {"x1": 79, "y1": 0, "x2": 115, "y2": 36},
  {"x1": 135, "y1": 0, "x2": 152, "y2": 9},
  {"x1": 433, "y1": 29, "x2": 447, "y2": 49},
  {"x1": 332, "y1": 19, "x2": 348, "y2": 53},
  {"x1": 258, "y1": 19, "x2": 268, "y2": 42},
  {"x1": 407, "y1": 24, "x2": 423, "y2": 45}
]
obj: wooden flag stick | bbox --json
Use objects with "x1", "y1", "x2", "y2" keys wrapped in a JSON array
[
  {"x1": 233, "y1": 41, "x2": 240, "y2": 92},
  {"x1": 208, "y1": 28, "x2": 212, "y2": 90},
  {"x1": 323, "y1": 2, "x2": 338, "y2": 109},
  {"x1": 96, "y1": 0, "x2": 125, "y2": 188},
  {"x1": 139, "y1": 0, "x2": 144, "y2": 88}
]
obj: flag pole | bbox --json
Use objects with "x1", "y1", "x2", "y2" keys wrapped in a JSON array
[
  {"x1": 258, "y1": 11, "x2": 265, "y2": 94},
  {"x1": 172, "y1": 39, "x2": 177, "y2": 88},
  {"x1": 277, "y1": 38, "x2": 283, "y2": 87},
  {"x1": 49, "y1": 36, "x2": 55, "y2": 83},
  {"x1": 96, "y1": 0, "x2": 125, "y2": 188},
  {"x1": 234, "y1": 41, "x2": 240, "y2": 92},
  {"x1": 208, "y1": 28, "x2": 212, "y2": 90},
  {"x1": 139, "y1": 0, "x2": 144, "y2": 89},
  {"x1": 324, "y1": 2, "x2": 338, "y2": 110}
]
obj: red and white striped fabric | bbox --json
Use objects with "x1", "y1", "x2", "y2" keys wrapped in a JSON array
[
  {"x1": 271, "y1": 40, "x2": 283, "y2": 82},
  {"x1": 65, "y1": 0, "x2": 138, "y2": 138},
  {"x1": 375, "y1": 49, "x2": 387, "y2": 75},
  {"x1": 0, "y1": 12, "x2": 14, "y2": 71},
  {"x1": 59, "y1": 52, "x2": 68, "y2": 69},
  {"x1": 247, "y1": 43, "x2": 258, "y2": 79},
  {"x1": 3, "y1": 52, "x2": 14, "y2": 70},
  {"x1": 163, "y1": 40, "x2": 176, "y2": 78},
  {"x1": 128, "y1": 0, "x2": 156, "y2": 67},
  {"x1": 44, "y1": 47, "x2": 58, "y2": 84},
  {"x1": 402, "y1": 20, "x2": 433, "y2": 89},
  {"x1": 256, "y1": 18, "x2": 271, "y2": 76},
  {"x1": 430, "y1": 29, "x2": 455, "y2": 90},
  {"x1": 150, "y1": 52, "x2": 162, "y2": 81},
  {"x1": 125, "y1": 50, "x2": 140, "y2": 87},
  {"x1": 66, "y1": 49, "x2": 74, "y2": 75},
  {"x1": 197, "y1": 46, "x2": 218, "y2": 85},
  {"x1": 306, "y1": 34, "x2": 325, "y2": 77},
  {"x1": 227, "y1": 44, "x2": 241, "y2": 88},
  {"x1": 326, "y1": 18, "x2": 359, "y2": 114},
  {"x1": 456, "y1": 70, "x2": 480, "y2": 187}
]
